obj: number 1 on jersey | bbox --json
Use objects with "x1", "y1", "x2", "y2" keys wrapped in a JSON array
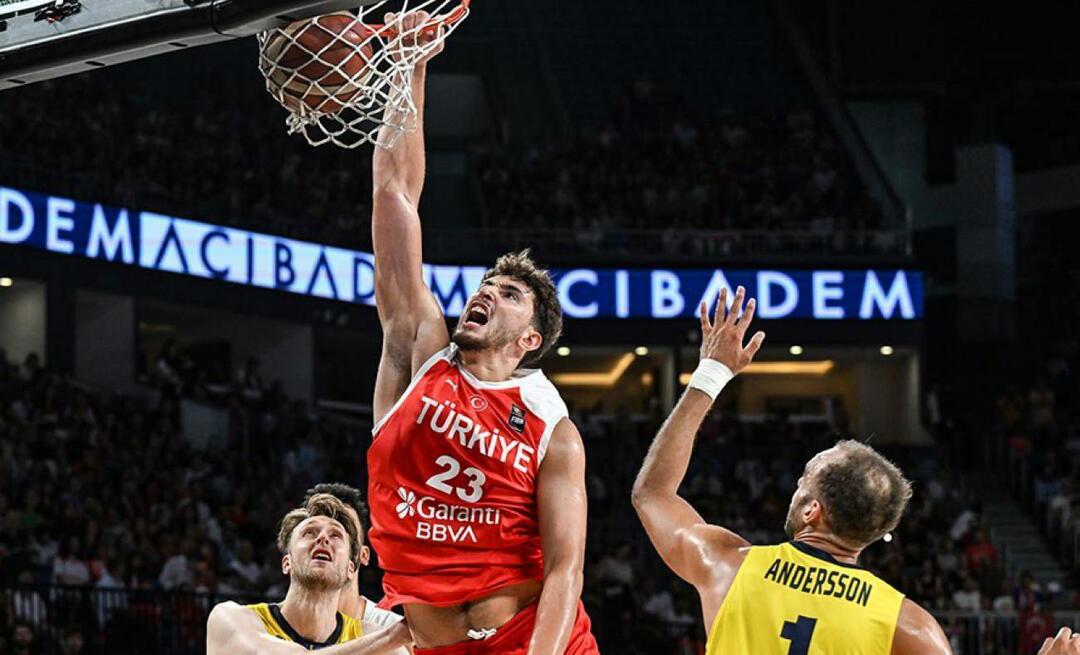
[{"x1": 780, "y1": 616, "x2": 817, "y2": 655}]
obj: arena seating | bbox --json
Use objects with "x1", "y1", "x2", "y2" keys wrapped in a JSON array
[{"x1": 0, "y1": 70, "x2": 902, "y2": 262}]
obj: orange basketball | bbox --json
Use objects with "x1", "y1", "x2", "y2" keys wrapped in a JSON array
[{"x1": 262, "y1": 13, "x2": 376, "y2": 114}]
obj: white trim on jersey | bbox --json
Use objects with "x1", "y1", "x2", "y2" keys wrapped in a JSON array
[
  {"x1": 359, "y1": 597, "x2": 408, "y2": 654},
  {"x1": 371, "y1": 345, "x2": 453, "y2": 437},
  {"x1": 519, "y1": 378, "x2": 570, "y2": 463},
  {"x1": 372, "y1": 342, "x2": 570, "y2": 459},
  {"x1": 360, "y1": 596, "x2": 404, "y2": 630}
]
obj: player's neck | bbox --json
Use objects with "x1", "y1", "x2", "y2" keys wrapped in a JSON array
[
  {"x1": 457, "y1": 347, "x2": 521, "y2": 382},
  {"x1": 792, "y1": 531, "x2": 863, "y2": 565},
  {"x1": 338, "y1": 584, "x2": 365, "y2": 619},
  {"x1": 279, "y1": 584, "x2": 342, "y2": 642}
]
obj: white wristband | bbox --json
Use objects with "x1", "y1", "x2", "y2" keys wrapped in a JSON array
[{"x1": 688, "y1": 359, "x2": 734, "y2": 400}]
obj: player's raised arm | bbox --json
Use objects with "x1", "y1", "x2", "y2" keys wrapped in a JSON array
[
  {"x1": 371, "y1": 12, "x2": 450, "y2": 423},
  {"x1": 530, "y1": 419, "x2": 589, "y2": 655},
  {"x1": 207, "y1": 602, "x2": 413, "y2": 655},
  {"x1": 632, "y1": 287, "x2": 765, "y2": 590}
]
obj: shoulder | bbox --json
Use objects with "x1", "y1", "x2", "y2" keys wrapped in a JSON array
[
  {"x1": 209, "y1": 601, "x2": 246, "y2": 620},
  {"x1": 540, "y1": 419, "x2": 585, "y2": 466},
  {"x1": 519, "y1": 372, "x2": 569, "y2": 424},
  {"x1": 892, "y1": 598, "x2": 951, "y2": 655},
  {"x1": 207, "y1": 601, "x2": 255, "y2": 631}
]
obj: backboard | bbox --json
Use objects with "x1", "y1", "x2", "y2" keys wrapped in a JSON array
[{"x1": 0, "y1": 0, "x2": 380, "y2": 91}]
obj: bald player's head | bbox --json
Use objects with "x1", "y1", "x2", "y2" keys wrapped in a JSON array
[{"x1": 784, "y1": 440, "x2": 913, "y2": 548}]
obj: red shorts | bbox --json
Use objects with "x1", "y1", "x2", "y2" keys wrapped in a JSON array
[{"x1": 414, "y1": 601, "x2": 600, "y2": 655}]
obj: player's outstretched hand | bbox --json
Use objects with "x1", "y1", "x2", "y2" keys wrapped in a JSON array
[
  {"x1": 385, "y1": 11, "x2": 445, "y2": 66},
  {"x1": 699, "y1": 286, "x2": 765, "y2": 375},
  {"x1": 1040, "y1": 627, "x2": 1080, "y2": 655}
]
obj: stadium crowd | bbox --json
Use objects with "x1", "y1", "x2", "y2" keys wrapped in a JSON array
[
  {"x1": 0, "y1": 344, "x2": 1059, "y2": 654},
  {"x1": 474, "y1": 81, "x2": 896, "y2": 258},
  {"x1": 998, "y1": 344, "x2": 1080, "y2": 603},
  {"x1": 0, "y1": 74, "x2": 897, "y2": 260}
]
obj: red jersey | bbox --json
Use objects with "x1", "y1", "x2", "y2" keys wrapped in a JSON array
[{"x1": 367, "y1": 344, "x2": 569, "y2": 607}]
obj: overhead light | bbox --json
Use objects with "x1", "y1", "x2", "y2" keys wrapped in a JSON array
[
  {"x1": 680, "y1": 360, "x2": 835, "y2": 383},
  {"x1": 634, "y1": 346, "x2": 649, "y2": 356},
  {"x1": 641, "y1": 373, "x2": 654, "y2": 386},
  {"x1": 553, "y1": 353, "x2": 635, "y2": 387},
  {"x1": 557, "y1": 347, "x2": 571, "y2": 357},
  {"x1": 0, "y1": 277, "x2": 12, "y2": 288},
  {"x1": 789, "y1": 345, "x2": 804, "y2": 356},
  {"x1": 880, "y1": 346, "x2": 895, "y2": 356}
]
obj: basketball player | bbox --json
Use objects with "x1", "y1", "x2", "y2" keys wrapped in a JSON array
[
  {"x1": 631, "y1": 286, "x2": 955, "y2": 654},
  {"x1": 365, "y1": 11, "x2": 599, "y2": 655},
  {"x1": 207, "y1": 493, "x2": 412, "y2": 654},
  {"x1": 302, "y1": 483, "x2": 404, "y2": 630}
]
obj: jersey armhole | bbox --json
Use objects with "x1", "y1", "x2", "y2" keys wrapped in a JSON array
[
  {"x1": 520, "y1": 380, "x2": 569, "y2": 463},
  {"x1": 372, "y1": 345, "x2": 452, "y2": 437}
]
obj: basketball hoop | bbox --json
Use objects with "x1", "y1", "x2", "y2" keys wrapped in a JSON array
[{"x1": 257, "y1": 0, "x2": 469, "y2": 150}]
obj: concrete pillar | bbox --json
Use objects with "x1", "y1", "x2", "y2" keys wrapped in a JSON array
[{"x1": 953, "y1": 144, "x2": 1016, "y2": 343}]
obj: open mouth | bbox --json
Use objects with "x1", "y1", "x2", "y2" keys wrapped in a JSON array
[
  {"x1": 311, "y1": 548, "x2": 332, "y2": 563},
  {"x1": 464, "y1": 303, "x2": 490, "y2": 327}
]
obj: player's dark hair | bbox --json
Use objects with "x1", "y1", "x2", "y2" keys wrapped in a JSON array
[
  {"x1": 483, "y1": 250, "x2": 563, "y2": 367},
  {"x1": 810, "y1": 440, "x2": 913, "y2": 547},
  {"x1": 303, "y1": 483, "x2": 369, "y2": 537},
  {"x1": 277, "y1": 493, "x2": 360, "y2": 564}
]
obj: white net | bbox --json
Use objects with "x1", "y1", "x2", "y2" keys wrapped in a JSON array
[{"x1": 257, "y1": 1, "x2": 469, "y2": 150}]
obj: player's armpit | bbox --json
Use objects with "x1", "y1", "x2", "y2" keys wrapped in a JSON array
[
  {"x1": 529, "y1": 419, "x2": 588, "y2": 655},
  {"x1": 206, "y1": 602, "x2": 306, "y2": 655},
  {"x1": 633, "y1": 487, "x2": 748, "y2": 589},
  {"x1": 891, "y1": 599, "x2": 953, "y2": 655}
]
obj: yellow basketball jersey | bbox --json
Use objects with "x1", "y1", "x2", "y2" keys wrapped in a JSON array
[
  {"x1": 706, "y1": 542, "x2": 904, "y2": 655},
  {"x1": 247, "y1": 603, "x2": 364, "y2": 650}
]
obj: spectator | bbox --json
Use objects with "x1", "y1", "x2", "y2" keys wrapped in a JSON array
[
  {"x1": 10, "y1": 621, "x2": 36, "y2": 655},
  {"x1": 952, "y1": 576, "x2": 982, "y2": 611},
  {"x1": 58, "y1": 625, "x2": 86, "y2": 655},
  {"x1": 228, "y1": 539, "x2": 263, "y2": 591},
  {"x1": 158, "y1": 538, "x2": 195, "y2": 590},
  {"x1": 963, "y1": 529, "x2": 1000, "y2": 574},
  {"x1": 53, "y1": 536, "x2": 91, "y2": 586}
]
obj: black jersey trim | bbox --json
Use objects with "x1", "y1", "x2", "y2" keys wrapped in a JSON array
[
  {"x1": 267, "y1": 603, "x2": 344, "y2": 649},
  {"x1": 789, "y1": 541, "x2": 864, "y2": 570}
]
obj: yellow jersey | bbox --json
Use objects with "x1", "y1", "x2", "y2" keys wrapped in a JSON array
[
  {"x1": 246, "y1": 603, "x2": 364, "y2": 650},
  {"x1": 706, "y1": 542, "x2": 904, "y2": 655}
]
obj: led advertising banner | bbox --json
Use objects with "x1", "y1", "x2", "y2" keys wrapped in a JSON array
[{"x1": 0, "y1": 186, "x2": 923, "y2": 320}]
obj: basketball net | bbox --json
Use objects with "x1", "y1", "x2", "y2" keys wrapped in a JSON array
[{"x1": 257, "y1": 0, "x2": 469, "y2": 150}]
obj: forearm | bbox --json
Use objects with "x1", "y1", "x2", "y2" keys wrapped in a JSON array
[
  {"x1": 373, "y1": 64, "x2": 429, "y2": 201},
  {"x1": 527, "y1": 565, "x2": 584, "y2": 655},
  {"x1": 632, "y1": 388, "x2": 714, "y2": 500},
  {"x1": 317, "y1": 625, "x2": 412, "y2": 655}
]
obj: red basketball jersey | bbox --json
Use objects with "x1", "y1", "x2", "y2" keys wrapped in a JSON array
[{"x1": 367, "y1": 344, "x2": 569, "y2": 607}]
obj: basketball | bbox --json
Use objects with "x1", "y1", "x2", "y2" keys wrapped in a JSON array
[{"x1": 261, "y1": 12, "x2": 376, "y2": 114}]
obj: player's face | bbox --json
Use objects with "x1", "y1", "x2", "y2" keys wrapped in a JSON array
[
  {"x1": 283, "y1": 515, "x2": 356, "y2": 592},
  {"x1": 453, "y1": 276, "x2": 539, "y2": 356}
]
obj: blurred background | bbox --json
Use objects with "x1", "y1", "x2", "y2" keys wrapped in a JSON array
[{"x1": 2, "y1": 1, "x2": 1080, "y2": 653}]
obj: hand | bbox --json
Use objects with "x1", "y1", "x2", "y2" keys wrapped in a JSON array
[
  {"x1": 1040, "y1": 627, "x2": 1080, "y2": 655},
  {"x1": 698, "y1": 286, "x2": 765, "y2": 375},
  {"x1": 385, "y1": 11, "x2": 445, "y2": 67}
]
